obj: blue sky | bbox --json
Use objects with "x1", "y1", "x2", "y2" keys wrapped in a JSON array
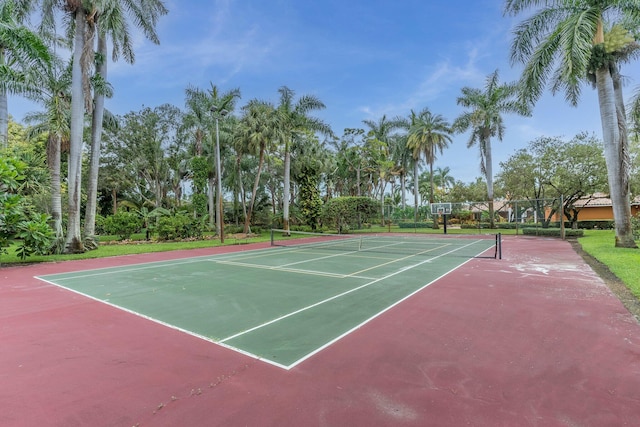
[{"x1": 9, "y1": 0, "x2": 640, "y2": 183}]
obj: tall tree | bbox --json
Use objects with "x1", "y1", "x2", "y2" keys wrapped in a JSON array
[
  {"x1": 453, "y1": 70, "x2": 529, "y2": 228},
  {"x1": 434, "y1": 166, "x2": 455, "y2": 196},
  {"x1": 84, "y1": 0, "x2": 168, "y2": 244},
  {"x1": 505, "y1": 0, "x2": 639, "y2": 247},
  {"x1": 109, "y1": 104, "x2": 182, "y2": 209},
  {"x1": 363, "y1": 115, "x2": 406, "y2": 222},
  {"x1": 13, "y1": 0, "x2": 94, "y2": 252},
  {"x1": 16, "y1": 0, "x2": 167, "y2": 252},
  {"x1": 406, "y1": 107, "x2": 452, "y2": 210},
  {"x1": 238, "y1": 98, "x2": 276, "y2": 233},
  {"x1": 22, "y1": 56, "x2": 71, "y2": 248},
  {"x1": 291, "y1": 131, "x2": 327, "y2": 230},
  {"x1": 0, "y1": 0, "x2": 51, "y2": 148},
  {"x1": 388, "y1": 134, "x2": 413, "y2": 209},
  {"x1": 207, "y1": 85, "x2": 240, "y2": 237},
  {"x1": 330, "y1": 128, "x2": 367, "y2": 197},
  {"x1": 275, "y1": 86, "x2": 332, "y2": 234},
  {"x1": 184, "y1": 84, "x2": 240, "y2": 236}
]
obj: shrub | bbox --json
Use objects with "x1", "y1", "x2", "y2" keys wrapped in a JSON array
[
  {"x1": 94, "y1": 214, "x2": 107, "y2": 235},
  {"x1": 15, "y1": 213, "x2": 55, "y2": 259},
  {"x1": 0, "y1": 156, "x2": 54, "y2": 259},
  {"x1": 321, "y1": 197, "x2": 378, "y2": 233},
  {"x1": 495, "y1": 223, "x2": 518, "y2": 229},
  {"x1": 521, "y1": 227, "x2": 584, "y2": 237},
  {"x1": 632, "y1": 215, "x2": 640, "y2": 240},
  {"x1": 398, "y1": 222, "x2": 435, "y2": 229},
  {"x1": 577, "y1": 220, "x2": 615, "y2": 230},
  {"x1": 461, "y1": 223, "x2": 491, "y2": 229},
  {"x1": 156, "y1": 214, "x2": 205, "y2": 240},
  {"x1": 103, "y1": 211, "x2": 142, "y2": 240}
]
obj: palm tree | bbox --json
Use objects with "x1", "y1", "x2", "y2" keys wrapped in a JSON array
[
  {"x1": 84, "y1": 0, "x2": 168, "y2": 245},
  {"x1": 208, "y1": 85, "x2": 241, "y2": 238},
  {"x1": 13, "y1": 0, "x2": 102, "y2": 252},
  {"x1": 183, "y1": 83, "x2": 240, "y2": 238},
  {"x1": 238, "y1": 98, "x2": 277, "y2": 234},
  {"x1": 330, "y1": 128, "x2": 367, "y2": 197},
  {"x1": 22, "y1": 55, "x2": 70, "y2": 249},
  {"x1": 363, "y1": 115, "x2": 406, "y2": 222},
  {"x1": 0, "y1": 0, "x2": 51, "y2": 148},
  {"x1": 16, "y1": 0, "x2": 167, "y2": 252},
  {"x1": 434, "y1": 166, "x2": 455, "y2": 196},
  {"x1": 453, "y1": 70, "x2": 529, "y2": 228},
  {"x1": 406, "y1": 108, "x2": 453, "y2": 212},
  {"x1": 505, "y1": 0, "x2": 639, "y2": 248},
  {"x1": 388, "y1": 134, "x2": 413, "y2": 209},
  {"x1": 274, "y1": 86, "x2": 332, "y2": 234}
]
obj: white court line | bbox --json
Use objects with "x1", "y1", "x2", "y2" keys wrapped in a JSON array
[
  {"x1": 35, "y1": 237, "x2": 494, "y2": 371},
  {"x1": 277, "y1": 248, "x2": 360, "y2": 268},
  {"x1": 212, "y1": 259, "x2": 376, "y2": 280},
  {"x1": 34, "y1": 276, "x2": 290, "y2": 370},
  {"x1": 345, "y1": 243, "x2": 449, "y2": 277},
  {"x1": 35, "y1": 245, "x2": 285, "y2": 281},
  {"x1": 36, "y1": 243, "x2": 345, "y2": 282},
  {"x1": 219, "y1": 239, "x2": 484, "y2": 345}
]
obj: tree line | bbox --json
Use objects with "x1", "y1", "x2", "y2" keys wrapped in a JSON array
[{"x1": 2, "y1": 0, "x2": 640, "y2": 257}]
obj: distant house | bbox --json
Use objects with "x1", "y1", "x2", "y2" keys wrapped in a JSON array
[
  {"x1": 459, "y1": 195, "x2": 640, "y2": 224},
  {"x1": 553, "y1": 193, "x2": 640, "y2": 222}
]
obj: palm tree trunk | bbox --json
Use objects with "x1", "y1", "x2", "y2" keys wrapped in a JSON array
[
  {"x1": 48, "y1": 134, "x2": 63, "y2": 245},
  {"x1": 429, "y1": 161, "x2": 439, "y2": 229},
  {"x1": 237, "y1": 157, "x2": 248, "y2": 227},
  {"x1": 400, "y1": 172, "x2": 406, "y2": 209},
  {"x1": 214, "y1": 121, "x2": 224, "y2": 239},
  {"x1": 380, "y1": 179, "x2": 385, "y2": 227},
  {"x1": 413, "y1": 161, "x2": 419, "y2": 223},
  {"x1": 0, "y1": 49, "x2": 7, "y2": 149},
  {"x1": 84, "y1": 33, "x2": 107, "y2": 242},
  {"x1": 155, "y1": 178, "x2": 162, "y2": 209},
  {"x1": 244, "y1": 147, "x2": 265, "y2": 234},
  {"x1": 0, "y1": 89, "x2": 6, "y2": 149},
  {"x1": 64, "y1": 9, "x2": 86, "y2": 254},
  {"x1": 428, "y1": 162, "x2": 434, "y2": 204},
  {"x1": 282, "y1": 144, "x2": 291, "y2": 234},
  {"x1": 484, "y1": 138, "x2": 495, "y2": 229},
  {"x1": 597, "y1": 66, "x2": 637, "y2": 248},
  {"x1": 208, "y1": 176, "x2": 215, "y2": 229}
]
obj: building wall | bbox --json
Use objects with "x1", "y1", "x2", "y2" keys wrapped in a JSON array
[
  {"x1": 577, "y1": 206, "x2": 614, "y2": 221},
  {"x1": 550, "y1": 204, "x2": 640, "y2": 222}
]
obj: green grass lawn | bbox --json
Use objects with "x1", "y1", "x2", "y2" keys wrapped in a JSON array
[
  {"x1": 0, "y1": 232, "x2": 271, "y2": 265},
  {"x1": 578, "y1": 230, "x2": 640, "y2": 298}
]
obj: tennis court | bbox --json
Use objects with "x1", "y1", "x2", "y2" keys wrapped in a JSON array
[
  {"x1": 4, "y1": 234, "x2": 640, "y2": 426},
  {"x1": 35, "y1": 232, "x2": 500, "y2": 369}
]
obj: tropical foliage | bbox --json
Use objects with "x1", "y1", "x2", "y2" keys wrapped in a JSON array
[
  {"x1": 453, "y1": 70, "x2": 529, "y2": 228},
  {"x1": 2, "y1": 0, "x2": 639, "y2": 263},
  {"x1": 505, "y1": 0, "x2": 640, "y2": 247},
  {"x1": 0, "y1": 155, "x2": 53, "y2": 259}
]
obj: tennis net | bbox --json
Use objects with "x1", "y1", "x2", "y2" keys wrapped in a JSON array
[{"x1": 270, "y1": 229, "x2": 502, "y2": 259}]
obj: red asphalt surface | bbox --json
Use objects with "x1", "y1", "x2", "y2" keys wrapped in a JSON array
[{"x1": 2, "y1": 236, "x2": 640, "y2": 427}]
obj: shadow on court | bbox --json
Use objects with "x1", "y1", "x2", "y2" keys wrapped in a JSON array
[{"x1": 1, "y1": 237, "x2": 639, "y2": 426}]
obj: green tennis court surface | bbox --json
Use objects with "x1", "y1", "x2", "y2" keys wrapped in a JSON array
[{"x1": 36, "y1": 234, "x2": 499, "y2": 369}]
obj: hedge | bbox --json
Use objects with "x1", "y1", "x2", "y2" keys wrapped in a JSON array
[
  {"x1": 398, "y1": 222, "x2": 435, "y2": 229},
  {"x1": 521, "y1": 227, "x2": 584, "y2": 237}
]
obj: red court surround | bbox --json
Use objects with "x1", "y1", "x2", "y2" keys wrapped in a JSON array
[{"x1": 1, "y1": 237, "x2": 639, "y2": 426}]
